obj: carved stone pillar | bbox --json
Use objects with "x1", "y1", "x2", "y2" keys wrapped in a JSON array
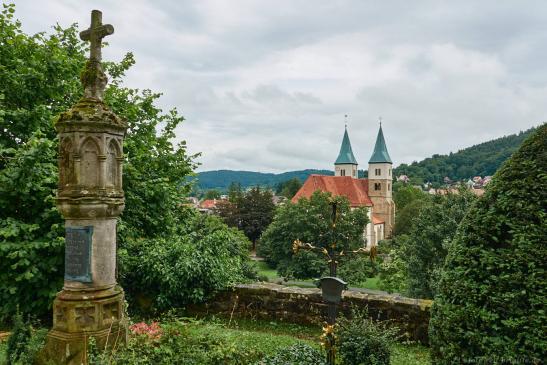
[{"x1": 40, "y1": 10, "x2": 128, "y2": 365}]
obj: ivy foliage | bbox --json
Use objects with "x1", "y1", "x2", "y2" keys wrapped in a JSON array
[
  {"x1": 258, "y1": 191, "x2": 369, "y2": 280},
  {"x1": 429, "y1": 123, "x2": 547, "y2": 364}
]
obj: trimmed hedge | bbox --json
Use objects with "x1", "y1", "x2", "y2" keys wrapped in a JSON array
[{"x1": 429, "y1": 123, "x2": 547, "y2": 364}]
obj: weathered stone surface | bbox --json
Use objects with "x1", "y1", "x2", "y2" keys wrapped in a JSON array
[
  {"x1": 41, "y1": 9, "x2": 128, "y2": 364},
  {"x1": 190, "y1": 283, "x2": 432, "y2": 344},
  {"x1": 39, "y1": 286, "x2": 127, "y2": 365}
]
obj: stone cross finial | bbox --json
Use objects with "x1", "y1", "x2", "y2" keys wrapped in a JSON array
[
  {"x1": 80, "y1": 10, "x2": 113, "y2": 63},
  {"x1": 79, "y1": 10, "x2": 114, "y2": 100}
]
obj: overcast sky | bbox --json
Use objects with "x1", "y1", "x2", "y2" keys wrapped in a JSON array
[{"x1": 14, "y1": 1, "x2": 547, "y2": 172}]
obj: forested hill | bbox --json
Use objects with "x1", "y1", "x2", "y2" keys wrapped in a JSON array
[
  {"x1": 393, "y1": 126, "x2": 538, "y2": 184},
  {"x1": 195, "y1": 126, "x2": 538, "y2": 191},
  {"x1": 195, "y1": 169, "x2": 333, "y2": 191}
]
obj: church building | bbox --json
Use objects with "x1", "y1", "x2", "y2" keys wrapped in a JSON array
[{"x1": 292, "y1": 125, "x2": 395, "y2": 248}]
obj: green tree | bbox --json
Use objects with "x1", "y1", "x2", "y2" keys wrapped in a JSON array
[
  {"x1": 429, "y1": 124, "x2": 547, "y2": 364},
  {"x1": 379, "y1": 189, "x2": 476, "y2": 297},
  {"x1": 392, "y1": 199, "x2": 428, "y2": 236},
  {"x1": 227, "y1": 182, "x2": 243, "y2": 203},
  {"x1": 405, "y1": 190, "x2": 476, "y2": 298},
  {"x1": 275, "y1": 178, "x2": 302, "y2": 199},
  {"x1": 258, "y1": 191, "x2": 369, "y2": 280},
  {"x1": 217, "y1": 186, "x2": 275, "y2": 250},
  {"x1": 393, "y1": 127, "x2": 536, "y2": 185},
  {"x1": 239, "y1": 186, "x2": 275, "y2": 249},
  {"x1": 204, "y1": 189, "x2": 221, "y2": 200},
  {"x1": 393, "y1": 185, "x2": 428, "y2": 212},
  {"x1": 0, "y1": 4, "x2": 247, "y2": 323}
]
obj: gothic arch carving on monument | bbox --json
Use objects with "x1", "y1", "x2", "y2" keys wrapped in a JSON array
[
  {"x1": 106, "y1": 139, "x2": 121, "y2": 188},
  {"x1": 80, "y1": 137, "x2": 100, "y2": 187},
  {"x1": 59, "y1": 138, "x2": 73, "y2": 187}
]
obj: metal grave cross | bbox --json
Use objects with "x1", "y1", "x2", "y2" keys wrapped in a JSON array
[{"x1": 79, "y1": 10, "x2": 114, "y2": 63}]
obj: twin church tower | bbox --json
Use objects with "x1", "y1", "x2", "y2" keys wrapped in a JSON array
[{"x1": 293, "y1": 124, "x2": 395, "y2": 247}]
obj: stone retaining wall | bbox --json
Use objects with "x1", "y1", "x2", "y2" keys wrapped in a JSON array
[{"x1": 190, "y1": 283, "x2": 432, "y2": 344}]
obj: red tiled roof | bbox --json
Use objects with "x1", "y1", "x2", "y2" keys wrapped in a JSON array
[
  {"x1": 372, "y1": 215, "x2": 385, "y2": 225},
  {"x1": 200, "y1": 199, "x2": 218, "y2": 209},
  {"x1": 291, "y1": 175, "x2": 373, "y2": 207}
]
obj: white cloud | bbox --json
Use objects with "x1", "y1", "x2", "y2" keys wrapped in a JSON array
[{"x1": 13, "y1": 0, "x2": 547, "y2": 173}]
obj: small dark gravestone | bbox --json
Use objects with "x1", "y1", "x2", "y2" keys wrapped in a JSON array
[{"x1": 318, "y1": 277, "x2": 347, "y2": 304}]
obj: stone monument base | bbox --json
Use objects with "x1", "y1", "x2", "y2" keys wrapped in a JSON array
[{"x1": 38, "y1": 285, "x2": 127, "y2": 365}]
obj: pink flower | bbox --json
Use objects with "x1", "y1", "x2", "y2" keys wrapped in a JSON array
[{"x1": 129, "y1": 321, "x2": 162, "y2": 340}]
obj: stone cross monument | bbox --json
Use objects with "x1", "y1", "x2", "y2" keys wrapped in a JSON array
[{"x1": 42, "y1": 10, "x2": 128, "y2": 365}]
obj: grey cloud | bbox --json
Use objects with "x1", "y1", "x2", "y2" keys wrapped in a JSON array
[{"x1": 13, "y1": 0, "x2": 547, "y2": 173}]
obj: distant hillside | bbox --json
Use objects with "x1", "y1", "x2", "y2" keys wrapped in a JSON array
[
  {"x1": 393, "y1": 126, "x2": 538, "y2": 185},
  {"x1": 195, "y1": 169, "x2": 333, "y2": 191},
  {"x1": 195, "y1": 126, "x2": 538, "y2": 192}
]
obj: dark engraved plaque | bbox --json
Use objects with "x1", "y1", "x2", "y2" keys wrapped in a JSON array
[{"x1": 65, "y1": 226, "x2": 93, "y2": 282}]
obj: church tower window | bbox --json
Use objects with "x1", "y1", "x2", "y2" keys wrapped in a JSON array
[
  {"x1": 341, "y1": 169, "x2": 346, "y2": 176},
  {"x1": 374, "y1": 183, "x2": 381, "y2": 191},
  {"x1": 375, "y1": 168, "x2": 381, "y2": 176}
]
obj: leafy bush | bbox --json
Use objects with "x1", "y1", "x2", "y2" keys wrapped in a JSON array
[
  {"x1": 379, "y1": 190, "x2": 476, "y2": 298},
  {"x1": 257, "y1": 343, "x2": 326, "y2": 365},
  {"x1": 5, "y1": 311, "x2": 47, "y2": 365},
  {"x1": 429, "y1": 123, "x2": 547, "y2": 364},
  {"x1": 337, "y1": 310, "x2": 399, "y2": 365},
  {"x1": 119, "y1": 213, "x2": 253, "y2": 313},
  {"x1": 258, "y1": 191, "x2": 368, "y2": 279}
]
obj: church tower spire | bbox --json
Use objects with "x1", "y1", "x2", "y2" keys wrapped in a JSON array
[
  {"x1": 369, "y1": 123, "x2": 392, "y2": 164},
  {"x1": 334, "y1": 122, "x2": 358, "y2": 177},
  {"x1": 368, "y1": 121, "x2": 395, "y2": 238}
]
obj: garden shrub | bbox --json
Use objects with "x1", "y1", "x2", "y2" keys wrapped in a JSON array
[
  {"x1": 337, "y1": 310, "x2": 399, "y2": 365},
  {"x1": 5, "y1": 311, "x2": 48, "y2": 365},
  {"x1": 429, "y1": 123, "x2": 547, "y2": 364},
  {"x1": 119, "y1": 213, "x2": 254, "y2": 313},
  {"x1": 257, "y1": 343, "x2": 326, "y2": 365}
]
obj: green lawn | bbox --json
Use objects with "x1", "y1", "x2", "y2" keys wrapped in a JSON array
[
  {"x1": 256, "y1": 260, "x2": 382, "y2": 291},
  {"x1": 256, "y1": 261, "x2": 278, "y2": 280},
  {"x1": 357, "y1": 275, "x2": 381, "y2": 290}
]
